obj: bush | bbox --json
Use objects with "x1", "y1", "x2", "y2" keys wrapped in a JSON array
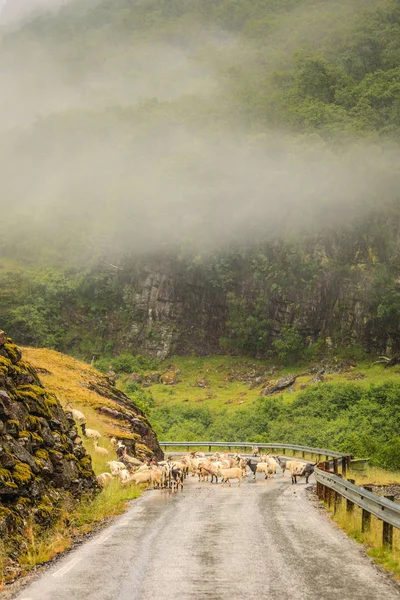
[{"x1": 271, "y1": 326, "x2": 304, "y2": 364}]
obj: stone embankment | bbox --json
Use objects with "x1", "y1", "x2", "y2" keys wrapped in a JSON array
[{"x1": 0, "y1": 332, "x2": 97, "y2": 577}]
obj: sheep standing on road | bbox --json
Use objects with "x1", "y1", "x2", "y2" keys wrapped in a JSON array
[{"x1": 217, "y1": 467, "x2": 242, "y2": 487}]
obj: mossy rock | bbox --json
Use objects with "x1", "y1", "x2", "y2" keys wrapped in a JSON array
[
  {"x1": 64, "y1": 454, "x2": 77, "y2": 462},
  {"x1": 44, "y1": 396, "x2": 58, "y2": 408},
  {"x1": 35, "y1": 449, "x2": 49, "y2": 461},
  {"x1": 0, "y1": 467, "x2": 12, "y2": 482},
  {"x1": 12, "y1": 462, "x2": 33, "y2": 485},
  {"x1": 4, "y1": 343, "x2": 22, "y2": 364}
]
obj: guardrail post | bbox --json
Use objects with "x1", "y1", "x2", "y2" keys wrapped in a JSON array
[
  {"x1": 383, "y1": 496, "x2": 395, "y2": 549},
  {"x1": 342, "y1": 456, "x2": 347, "y2": 477},
  {"x1": 283, "y1": 448, "x2": 286, "y2": 455},
  {"x1": 333, "y1": 458, "x2": 338, "y2": 474},
  {"x1": 346, "y1": 479, "x2": 355, "y2": 513},
  {"x1": 302, "y1": 450, "x2": 305, "y2": 458},
  {"x1": 208, "y1": 445, "x2": 211, "y2": 452},
  {"x1": 334, "y1": 491, "x2": 341, "y2": 514},
  {"x1": 361, "y1": 486, "x2": 373, "y2": 532},
  {"x1": 325, "y1": 454, "x2": 329, "y2": 462}
]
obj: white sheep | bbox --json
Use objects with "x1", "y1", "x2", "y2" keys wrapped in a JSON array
[
  {"x1": 107, "y1": 461, "x2": 126, "y2": 474},
  {"x1": 125, "y1": 470, "x2": 154, "y2": 486},
  {"x1": 94, "y1": 441, "x2": 109, "y2": 455},
  {"x1": 80, "y1": 423, "x2": 101, "y2": 440},
  {"x1": 97, "y1": 472, "x2": 113, "y2": 487},
  {"x1": 65, "y1": 403, "x2": 86, "y2": 424},
  {"x1": 117, "y1": 469, "x2": 130, "y2": 482}
]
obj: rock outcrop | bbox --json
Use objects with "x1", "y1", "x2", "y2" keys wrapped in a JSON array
[{"x1": 0, "y1": 333, "x2": 98, "y2": 573}]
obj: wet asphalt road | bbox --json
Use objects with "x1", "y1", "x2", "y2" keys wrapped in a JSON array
[{"x1": 14, "y1": 475, "x2": 400, "y2": 600}]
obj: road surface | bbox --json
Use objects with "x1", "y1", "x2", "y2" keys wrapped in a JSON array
[{"x1": 14, "y1": 476, "x2": 400, "y2": 600}]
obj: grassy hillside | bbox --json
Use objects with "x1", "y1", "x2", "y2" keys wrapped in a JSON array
[
  {"x1": 22, "y1": 347, "x2": 162, "y2": 474},
  {"x1": 115, "y1": 353, "x2": 400, "y2": 470}
]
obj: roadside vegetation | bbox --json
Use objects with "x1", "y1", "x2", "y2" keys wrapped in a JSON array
[
  {"x1": 91, "y1": 350, "x2": 400, "y2": 471},
  {"x1": 322, "y1": 465, "x2": 400, "y2": 578}
]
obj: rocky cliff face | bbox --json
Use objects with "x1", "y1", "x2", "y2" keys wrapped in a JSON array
[
  {"x1": 2, "y1": 216, "x2": 399, "y2": 359},
  {"x1": 0, "y1": 333, "x2": 97, "y2": 572},
  {"x1": 108, "y1": 230, "x2": 397, "y2": 357}
]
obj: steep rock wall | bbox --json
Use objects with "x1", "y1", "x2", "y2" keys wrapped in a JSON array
[{"x1": 0, "y1": 332, "x2": 97, "y2": 569}]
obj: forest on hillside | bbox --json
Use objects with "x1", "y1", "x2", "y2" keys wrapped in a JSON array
[{"x1": 1, "y1": 0, "x2": 400, "y2": 358}]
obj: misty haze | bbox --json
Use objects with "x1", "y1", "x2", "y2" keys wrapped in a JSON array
[{"x1": 2, "y1": 1, "x2": 400, "y2": 597}]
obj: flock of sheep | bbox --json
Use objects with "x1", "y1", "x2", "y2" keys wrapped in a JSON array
[
  {"x1": 65, "y1": 405, "x2": 315, "y2": 490},
  {"x1": 96, "y1": 449, "x2": 316, "y2": 490}
]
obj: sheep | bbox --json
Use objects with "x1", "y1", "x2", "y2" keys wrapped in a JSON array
[
  {"x1": 246, "y1": 459, "x2": 257, "y2": 479},
  {"x1": 287, "y1": 461, "x2": 316, "y2": 484},
  {"x1": 217, "y1": 467, "x2": 242, "y2": 487},
  {"x1": 264, "y1": 456, "x2": 278, "y2": 476},
  {"x1": 80, "y1": 423, "x2": 101, "y2": 440},
  {"x1": 256, "y1": 462, "x2": 271, "y2": 479},
  {"x1": 273, "y1": 456, "x2": 288, "y2": 476},
  {"x1": 286, "y1": 461, "x2": 306, "y2": 484},
  {"x1": 152, "y1": 468, "x2": 162, "y2": 488},
  {"x1": 170, "y1": 468, "x2": 184, "y2": 490},
  {"x1": 252, "y1": 446, "x2": 259, "y2": 456},
  {"x1": 126, "y1": 470, "x2": 154, "y2": 486},
  {"x1": 198, "y1": 461, "x2": 219, "y2": 483},
  {"x1": 97, "y1": 472, "x2": 113, "y2": 487},
  {"x1": 136, "y1": 464, "x2": 151, "y2": 473},
  {"x1": 118, "y1": 469, "x2": 130, "y2": 482},
  {"x1": 65, "y1": 403, "x2": 86, "y2": 424},
  {"x1": 93, "y1": 440, "x2": 109, "y2": 455},
  {"x1": 107, "y1": 461, "x2": 126, "y2": 474},
  {"x1": 110, "y1": 437, "x2": 119, "y2": 448}
]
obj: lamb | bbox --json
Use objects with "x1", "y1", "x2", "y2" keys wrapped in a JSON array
[
  {"x1": 217, "y1": 467, "x2": 242, "y2": 487},
  {"x1": 80, "y1": 423, "x2": 101, "y2": 440},
  {"x1": 65, "y1": 403, "x2": 86, "y2": 424},
  {"x1": 97, "y1": 472, "x2": 113, "y2": 487},
  {"x1": 93, "y1": 440, "x2": 109, "y2": 455}
]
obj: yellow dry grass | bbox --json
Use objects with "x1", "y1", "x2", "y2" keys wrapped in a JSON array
[
  {"x1": 324, "y1": 484, "x2": 400, "y2": 577},
  {"x1": 21, "y1": 347, "x2": 136, "y2": 474},
  {"x1": 349, "y1": 466, "x2": 400, "y2": 486}
]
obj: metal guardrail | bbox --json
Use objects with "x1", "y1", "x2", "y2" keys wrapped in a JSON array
[
  {"x1": 160, "y1": 441, "x2": 347, "y2": 459},
  {"x1": 314, "y1": 467, "x2": 400, "y2": 530},
  {"x1": 162, "y1": 440, "x2": 400, "y2": 549}
]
